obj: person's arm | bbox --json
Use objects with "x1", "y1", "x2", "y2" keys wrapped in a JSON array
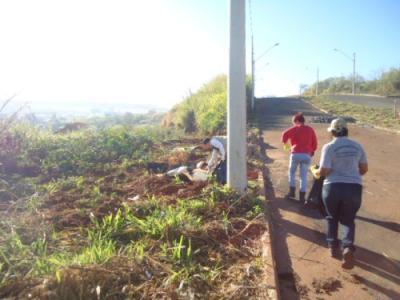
[
  {"x1": 359, "y1": 163, "x2": 368, "y2": 175},
  {"x1": 281, "y1": 128, "x2": 291, "y2": 144},
  {"x1": 311, "y1": 128, "x2": 318, "y2": 154},
  {"x1": 318, "y1": 144, "x2": 332, "y2": 176},
  {"x1": 207, "y1": 149, "x2": 219, "y2": 172},
  {"x1": 319, "y1": 167, "x2": 332, "y2": 177},
  {"x1": 210, "y1": 138, "x2": 225, "y2": 160},
  {"x1": 359, "y1": 145, "x2": 368, "y2": 175}
]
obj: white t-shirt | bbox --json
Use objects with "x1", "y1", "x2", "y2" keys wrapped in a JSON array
[
  {"x1": 207, "y1": 137, "x2": 226, "y2": 171},
  {"x1": 319, "y1": 137, "x2": 367, "y2": 185}
]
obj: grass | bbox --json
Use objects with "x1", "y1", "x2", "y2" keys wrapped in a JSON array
[
  {"x1": 0, "y1": 184, "x2": 267, "y2": 298},
  {"x1": 0, "y1": 123, "x2": 268, "y2": 299},
  {"x1": 306, "y1": 96, "x2": 400, "y2": 131}
]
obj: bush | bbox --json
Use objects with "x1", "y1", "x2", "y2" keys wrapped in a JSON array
[
  {"x1": 170, "y1": 74, "x2": 252, "y2": 134},
  {"x1": 0, "y1": 125, "x2": 174, "y2": 179}
]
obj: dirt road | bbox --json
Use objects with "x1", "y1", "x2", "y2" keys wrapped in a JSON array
[{"x1": 257, "y1": 97, "x2": 400, "y2": 299}]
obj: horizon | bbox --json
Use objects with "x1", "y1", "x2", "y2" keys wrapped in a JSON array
[{"x1": 0, "y1": 0, "x2": 399, "y2": 111}]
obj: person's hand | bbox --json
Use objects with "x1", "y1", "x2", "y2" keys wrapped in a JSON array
[
  {"x1": 196, "y1": 161, "x2": 207, "y2": 169},
  {"x1": 310, "y1": 164, "x2": 321, "y2": 179}
]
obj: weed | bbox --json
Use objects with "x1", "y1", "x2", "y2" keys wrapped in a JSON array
[
  {"x1": 307, "y1": 96, "x2": 400, "y2": 130},
  {"x1": 26, "y1": 193, "x2": 43, "y2": 213}
]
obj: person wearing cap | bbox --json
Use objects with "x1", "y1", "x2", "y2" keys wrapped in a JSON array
[
  {"x1": 282, "y1": 112, "x2": 318, "y2": 202},
  {"x1": 317, "y1": 118, "x2": 368, "y2": 269},
  {"x1": 199, "y1": 136, "x2": 227, "y2": 184}
]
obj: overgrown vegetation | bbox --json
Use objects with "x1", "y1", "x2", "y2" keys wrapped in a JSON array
[
  {"x1": 305, "y1": 67, "x2": 400, "y2": 96},
  {"x1": 306, "y1": 96, "x2": 400, "y2": 130},
  {"x1": 164, "y1": 74, "x2": 252, "y2": 134},
  {"x1": 0, "y1": 111, "x2": 267, "y2": 298}
]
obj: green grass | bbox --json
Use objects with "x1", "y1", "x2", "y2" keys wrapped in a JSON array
[
  {"x1": 0, "y1": 184, "x2": 266, "y2": 298},
  {"x1": 0, "y1": 121, "x2": 267, "y2": 298},
  {"x1": 307, "y1": 96, "x2": 400, "y2": 131}
]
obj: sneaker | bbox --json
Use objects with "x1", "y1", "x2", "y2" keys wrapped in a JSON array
[
  {"x1": 285, "y1": 187, "x2": 296, "y2": 200},
  {"x1": 342, "y1": 247, "x2": 354, "y2": 269},
  {"x1": 299, "y1": 192, "x2": 306, "y2": 203},
  {"x1": 328, "y1": 246, "x2": 340, "y2": 259}
]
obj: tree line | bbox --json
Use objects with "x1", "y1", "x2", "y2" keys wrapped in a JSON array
[{"x1": 305, "y1": 67, "x2": 400, "y2": 96}]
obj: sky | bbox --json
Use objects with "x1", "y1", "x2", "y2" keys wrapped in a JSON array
[{"x1": 0, "y1": 0, "x2": 399, "y2": 112}]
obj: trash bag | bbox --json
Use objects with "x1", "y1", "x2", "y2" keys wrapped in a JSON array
[{"x1": 306, "y1": 176, "x2": 327, "y2": 217}]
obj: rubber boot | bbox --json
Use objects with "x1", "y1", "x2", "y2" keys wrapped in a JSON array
[
  {"x1": 286, "y1": 187, "x2": 296, "y2": 200},
  {"x1": 299, "y1": 191, "x2": 306, "y2": 203}
]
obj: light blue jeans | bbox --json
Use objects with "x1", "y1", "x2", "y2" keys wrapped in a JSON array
[{"x1": 289, "y1": 153, "x2": 312, "y2": 192}]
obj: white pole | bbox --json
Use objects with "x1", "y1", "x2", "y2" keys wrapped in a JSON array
[
  {"x1": 228, "y1": 0, "x2": 247, "y2": 192},
  {"x1": 251, "y1": 36, "x2": 255, "y2": 110},
  {"x1": 352, "y1": 52, "x2": 356, "y2": 95}
]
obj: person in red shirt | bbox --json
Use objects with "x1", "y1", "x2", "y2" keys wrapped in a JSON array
[{"x1": 282, "y1": 112, "x2": 318, "y2": 202}]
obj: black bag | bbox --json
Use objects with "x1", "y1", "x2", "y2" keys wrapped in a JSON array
[{"x1": 306, "y1": 176, "x2": 327, "y2": 217}]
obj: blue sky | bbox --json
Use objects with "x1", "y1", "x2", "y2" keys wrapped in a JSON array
[
  {"x1": 0, "y1": 0, "x2": 399, "y2": 110},
  {"x1": 250, "y1": 0, "x2": 400, "y2": 95}
]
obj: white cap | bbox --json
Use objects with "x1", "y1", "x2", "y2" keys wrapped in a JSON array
[{"x1": 327, "y1": 117, "x2": 347, "y2": 132}]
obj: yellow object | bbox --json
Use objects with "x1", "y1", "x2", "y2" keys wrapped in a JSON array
[
  {"x1": 310, "y1": 164, "x2": 321, "y2": 179},
  {"x1": 283, "y1": 143, "x2": 291, "y2": 151}
]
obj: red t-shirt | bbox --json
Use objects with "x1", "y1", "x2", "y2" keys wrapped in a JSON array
[{"x1": 282, "y1": 124, "x2": 318, "y2": 154}]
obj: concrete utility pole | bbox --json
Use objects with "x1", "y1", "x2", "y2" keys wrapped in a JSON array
[
  {"x1": 316, "y1": 67, "x2": 319, "y2": 97},
  {"x1": 251, "y1": 36, "x2": 255, "y2": 111},
  {"x1": 352, "y1": 52, "x2": 356, "y2": 95},
  {"x1": 228, "y1": 0, "x2": 247, "y2": 192}
]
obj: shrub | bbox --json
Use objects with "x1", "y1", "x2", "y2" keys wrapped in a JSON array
[{"x1": 171, "y1": 74, "x2": 252, "y2": 134}]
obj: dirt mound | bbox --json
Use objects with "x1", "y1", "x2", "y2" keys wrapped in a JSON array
[
  {"x1": 312, "y1": 277, "x2": 343, "y2": 295},
  {"x1": 230, "y1": 218, "x2": 267, "y2": 247},
  {"x1": 124, "y1": 175, "x2": 207, "y2": 198}
]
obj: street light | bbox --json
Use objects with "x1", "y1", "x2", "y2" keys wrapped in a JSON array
[
  {"x1": 333, "y1": 48, "x2": 356, "y2": 95},
  {"x1": 256, "y1": 42, "x2": 280, "y2": 62},
  {"x1": 251, "y1": 42, "x2": 279, "y2": 110}
]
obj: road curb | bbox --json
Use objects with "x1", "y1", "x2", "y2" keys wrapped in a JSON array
[
  {"x1": 300, "y1": 97, "x2": 330, "y2": 114},
  {"x1": 256, "y1": 131, "x2": 281, "y2": 300}
]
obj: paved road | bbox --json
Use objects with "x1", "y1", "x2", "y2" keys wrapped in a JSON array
[
  {"x1": 325, "y1": 94, "x2": 399, "y2": 109},
  {"x1": 256, "y1": 97, "x2": 400, "y2": 299}
]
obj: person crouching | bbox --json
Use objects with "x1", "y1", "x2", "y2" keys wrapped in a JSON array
[{"x1": 199, "y1": 136, "x2": 227, "y2": 184}]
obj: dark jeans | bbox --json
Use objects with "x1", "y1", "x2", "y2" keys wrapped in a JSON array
[
  {"x1": 215, "y1": 159, "x2": 227, "y2": 184},
  {"x1": 322, "y1": 183, "x2": 362, "y2": 251}
]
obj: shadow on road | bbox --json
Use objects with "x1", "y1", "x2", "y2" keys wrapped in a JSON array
[
  {"x1": 275, "y1": 211, "x2": 400, "y2": 299},
  {"x1": 264, "y1": 172, "x2": 400, "y2": 299},
  {"x1": 276, "y1": 196, "x2": 325, "y2": 220},
  {"x1": 356, "y1": 215, "x2": 400, "y2": 233},
  {"x1": 263, "y1": 168, "x2": 301, "y2": 300},
  {"x1": 265, "y1": 179, "x2": 400, "y2": 298},
  {"x1": 258, "y1": 97, "x2": 400, "y2": 299}
]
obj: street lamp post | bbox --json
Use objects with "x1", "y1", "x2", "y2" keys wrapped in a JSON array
[
  {"x1": 334, "y1": 48, "x2": 356, "y2": 95},
  {"x1": 251, "y1": 42, "x2": 279, "y2": 110}
]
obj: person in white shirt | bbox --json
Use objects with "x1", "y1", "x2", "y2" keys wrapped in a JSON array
[{"x1": 199, "y1": 136, "x2": 227, "y2": 184}]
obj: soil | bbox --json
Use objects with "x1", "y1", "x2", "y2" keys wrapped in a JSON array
[{"x1": 0, "y1": 136, "x2": 269, "y2": 299}]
